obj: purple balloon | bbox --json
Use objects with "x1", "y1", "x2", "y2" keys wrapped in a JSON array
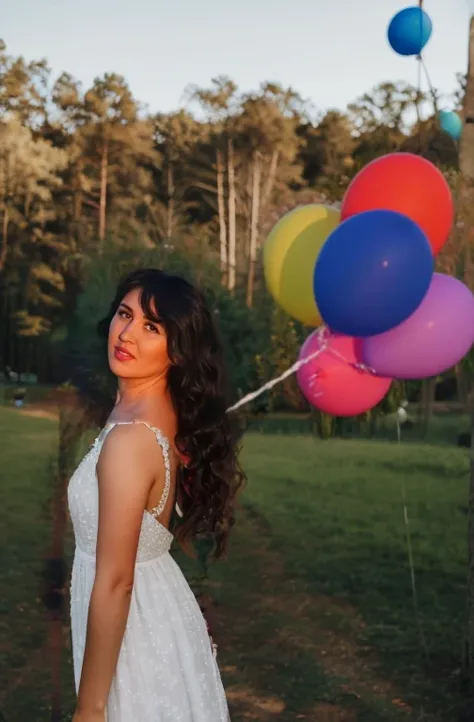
[{"x1": 362, "y1": 273, "x2": 474, "y2": 379}]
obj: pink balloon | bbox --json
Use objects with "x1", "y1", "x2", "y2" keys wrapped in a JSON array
[
  {"x1": 297, "y1": 329, "x2": 392, "y2": 417},
  {"x1": 362, "y1": 273, "x2": 474, "y2": 379}
]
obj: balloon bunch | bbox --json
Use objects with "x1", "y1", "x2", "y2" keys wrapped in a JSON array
[
  {"x1": 387, "y1": 5, "x2": 462, "y2": 141},
  {"x1": 264, "y1": 152, "x2": 474, "y2": 417}
]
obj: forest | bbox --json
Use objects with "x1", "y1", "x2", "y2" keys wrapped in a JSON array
[{"x1": 0, "y1": 37, "x2": 468, "y2": 416}]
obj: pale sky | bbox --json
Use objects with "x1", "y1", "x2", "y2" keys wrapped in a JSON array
[{"x1": 3, "y1": 0, "x2": 473, "y2": 118}]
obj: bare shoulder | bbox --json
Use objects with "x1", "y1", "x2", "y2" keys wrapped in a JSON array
[{"x1": 98, "y1": 423, "x2": 162, "y2": 477}]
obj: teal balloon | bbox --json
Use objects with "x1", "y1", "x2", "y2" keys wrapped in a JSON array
[
  {"x1": 439, "y1": 110, "x2": 463, "y2": 141},
  {"x1": 387, "y1": 7, "x2": 433, "y2": 56}
]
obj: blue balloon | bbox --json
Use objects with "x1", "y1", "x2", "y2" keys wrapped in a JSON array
[
  {"x1": 439, "y1": 110, "x2": 463, "y2": 141},
  {"x1": 388, "y1": 7, "x2": 433, "y2": 56},
  {"x1": 313, "y1": 210, "x2": 434, "y2": 338}
]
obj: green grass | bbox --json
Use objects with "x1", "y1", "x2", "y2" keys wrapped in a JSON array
[
  {"x1": 182, "y1": 434, "x2": 472, "y2": 720},
  {"x1": 0, "y1": 408, "x2": 59, "y2": 721},
  {"x1": 1, "y1": 406, "x2": 472, "y2": 721},
  {"x1": 234, "y1": 435, "x2": 468, "y2": 716}
]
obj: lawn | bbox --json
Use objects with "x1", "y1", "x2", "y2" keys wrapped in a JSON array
[{"x1": 1, "y1": 405, "x2": 472, "y2": 721}]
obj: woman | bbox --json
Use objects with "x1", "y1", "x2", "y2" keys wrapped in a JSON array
[{"x1": 68, "y1": 268, "x2": 244, "y2": 722}]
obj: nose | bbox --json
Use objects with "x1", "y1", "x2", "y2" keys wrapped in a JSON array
[{"x1": 118, "y1": 318, "x2": 136, "y2": 343}]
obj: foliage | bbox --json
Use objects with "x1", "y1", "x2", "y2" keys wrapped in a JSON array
[
  {"x1": 64, "y1": 244, "x2": 274, "y2": 413},
  {"x1": 0, "y1": 38, "x2": 467, "y2": 419},
  {"x1": 255, "y1": 307, "x2": 308, "y2": 412}
]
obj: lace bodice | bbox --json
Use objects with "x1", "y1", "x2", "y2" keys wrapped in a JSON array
[{"x1": 68, "y1": 422, "x2": 174, "y2": 563}]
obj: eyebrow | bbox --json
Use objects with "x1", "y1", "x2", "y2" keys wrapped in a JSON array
[{"x1": 119, "y1": 302, "x2": 161, "y2": 324}]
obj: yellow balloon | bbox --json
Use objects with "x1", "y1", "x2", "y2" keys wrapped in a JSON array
[{"x1": 263, "y1": 204, "x2": 340, "y2": 326}]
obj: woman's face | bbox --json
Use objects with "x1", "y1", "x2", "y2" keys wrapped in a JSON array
[{"x1": 108, "y1": 288, "x2": 170, "y2": 380}]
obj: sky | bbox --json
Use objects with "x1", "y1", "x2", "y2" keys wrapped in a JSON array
[{"x1": 3, "y1": 0, "x2": 473, "y2": 118}]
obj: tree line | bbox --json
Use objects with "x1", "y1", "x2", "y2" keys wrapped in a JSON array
[{"x1": 0, "y1": 38, "x2": 467, "y2": 404}]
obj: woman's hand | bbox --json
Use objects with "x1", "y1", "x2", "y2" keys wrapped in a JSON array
[{"x1": 72, "y1": 709, "x2": 105, "y2": 722}]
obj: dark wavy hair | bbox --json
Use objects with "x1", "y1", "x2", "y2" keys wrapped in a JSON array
[{"x1": 97, "y1": 268, "x2": 245, "y2": 560}]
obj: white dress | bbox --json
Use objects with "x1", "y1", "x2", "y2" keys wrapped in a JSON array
[{"x1": 68, "y1": 420, "x2": 230, "y2": 721}]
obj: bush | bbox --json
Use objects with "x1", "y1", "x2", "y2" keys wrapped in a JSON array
[{"x1": 63, "y1": 245, "x2": 274, "y2": 420}]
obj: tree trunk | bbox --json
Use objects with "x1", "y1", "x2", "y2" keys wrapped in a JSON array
[
  {"x1": 246, "y1": 151, "x2": 262, "y2": 307},
  {"x1": 368, "y1": 410, "x2": 378, "y2": 438},
  {"x1": 166, "y1": 157, "x2": 175, "y2": 241},
  {"x1": 0, "y1": 204, "x2": 9, "y2": 271},
  {"x1": 460, "y1": 17, "x2": 474, "y2": 183},
  {"x1": 245, "y1": 164, "x2": 253, "y2": 260},
  {"x1": 460, "y1": 14, "x2": 474, "y2": 687},
  {"x1": 216, "y1": 148, "x2": 227, "y2": 280},
  {"x1": 457, "y1": 364, "x2": 470, "y2": 406},
  {"x1": 73, "y1": 157, "x2": 84, "y2": 223},
  {"x1": 227, "y1": 135, "x2": 236, "y2": 292},
  {"x1": 99, "y1": 135, "x2": 109, "y2": 250},
  {"x1": 261, "y1": 149, "x2": 279, "y2": 212},
  {"x1": 420, "y1": 377, "x2": 436, "y2": 438}
]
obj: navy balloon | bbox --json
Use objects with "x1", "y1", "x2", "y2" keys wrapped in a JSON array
[
  {"x1": 313, "y1": 210, "x2": 434, "y2": 337},
  {"x1": 388, "y1": 7, "x2": 433, "y2": 56}
]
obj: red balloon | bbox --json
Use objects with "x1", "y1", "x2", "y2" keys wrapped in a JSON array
[
  {"x1": 341, "y1": 153, "x2": 453, "y2": 255},
  {"x1": 296, "y1": 330, "x2": 391, "y2": 417}
]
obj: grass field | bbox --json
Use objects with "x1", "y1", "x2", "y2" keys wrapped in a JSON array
[{"x1": 1, "y1": 405, "x2": 473, "y2": 721}]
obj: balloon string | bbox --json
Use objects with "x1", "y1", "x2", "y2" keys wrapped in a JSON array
[
  {"x1": 226, "y1": 328, "x2": 377, "y2": 414},
  {"x1": 396, "y1": 417, "x2": 431, "y2": 662},
  {"x1": 322, "y1": 340, "x2": 378, "y2": 376},
  {"x1": 419, "y1": 56, "x2": 439, "y2": 115},
  {"x1": 416, "y1": 55, "x2": 423, "y2": 128},
  {"x1": 414, "y1": 2, "x2": 439, "y2": 120},
  {"x1": 226, "y1": 328, "x2": 329, "y2": 413}
]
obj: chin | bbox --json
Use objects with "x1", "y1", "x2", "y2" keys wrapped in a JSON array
[
  {"x1": 108, "y1": 353, "x2": 139, "y2": 378},
  {"x1": 109, "y1": 364, "x2": 138, "y2": 379}
]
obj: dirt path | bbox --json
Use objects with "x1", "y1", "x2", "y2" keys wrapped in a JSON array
[
  {"x1": 201, "y1": 506, "x2": 425, "y2": 722},
  {"x1": 18, "y1": 406, "x2": 59, "y2": 421}
]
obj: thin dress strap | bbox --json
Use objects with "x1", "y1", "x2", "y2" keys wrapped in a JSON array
[{"x1": 103, "y1": 421, "x2": 171, "y2": 519}]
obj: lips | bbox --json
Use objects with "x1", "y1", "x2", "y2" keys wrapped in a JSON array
[{"x1": 114, "y1": 346, "x2": 135, "y2": 362}]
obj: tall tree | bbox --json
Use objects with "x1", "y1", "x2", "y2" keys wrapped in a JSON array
[
  {"x1": 0, "y1": 39, "x2": 49, "y2": 128},
  {"x1": 52, "y1": 72, "x2": 91, "y2": 237},
  {"x1": 187, "y1": 76, "x2": 239, "y2": 288},
  {"x1": 0, "y1": 119, "x2": 67, "y2": 270},
  {"x1": 236, "y1": 86, "x2": 303, "y2": 305},
  {"x1": 348, "y1": 81, "x2": 422, "y2": 166},
  {"x1": 152, "y1": 110, "x2": 200, "y2": 242},
  {"x1": 348, "y1": 81, "x2": 418, "y2": 134},
  {"x1": 0, "y1": 118, "x2": 67, "y2": 333},
  {"x1": 82, "y1": 73, "x2": 138, "y2": 248},
  {"x1": 299, "y1": 110, "x2": 355, "y2": 198}
]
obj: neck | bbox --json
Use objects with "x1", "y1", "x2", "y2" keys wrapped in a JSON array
[{"x1": 115, "y1": 374, "x2": 170, "y2": 412}]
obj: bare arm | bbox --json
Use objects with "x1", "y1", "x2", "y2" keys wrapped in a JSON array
[{"x1": 74, "y1": 425, "x2": 162, "y2": 716}]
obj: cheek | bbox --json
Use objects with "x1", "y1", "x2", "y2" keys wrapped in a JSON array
[{"x1": 142, "y1": 335, "x2": 170, "y2": 368}]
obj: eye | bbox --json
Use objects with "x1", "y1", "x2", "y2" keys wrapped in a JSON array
[
  {"x1": 145, "y1": 322, "x2": 159, "y2": 333},
  {"x1": 118, "y1": 309, "x2": 131, "y2": 319}
]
